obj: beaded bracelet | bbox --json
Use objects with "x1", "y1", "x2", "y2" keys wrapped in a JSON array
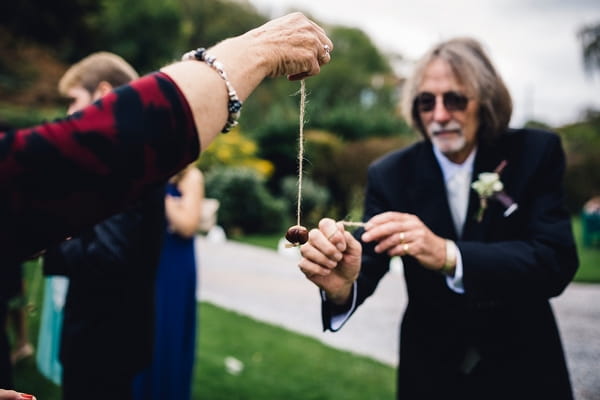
[{"x1": 182, "y1": 48, "x2": 243, "y2": 133}]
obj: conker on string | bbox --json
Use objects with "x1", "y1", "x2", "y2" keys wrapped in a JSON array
[{"x1": 285, "y1": 225, "x2": 309, "y2": 245}]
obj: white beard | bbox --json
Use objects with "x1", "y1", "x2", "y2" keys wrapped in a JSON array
[{"x1": 428, "y1": 121, "x2": 466, "y2": 157}]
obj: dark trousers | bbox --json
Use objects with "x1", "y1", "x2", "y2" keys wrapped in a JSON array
[
  {"x1": 0, "y1": 302, "x2": 13, "y2": 388},
  {"x1": 62, "y1": 365, "x2": 135, "y2": 400}
]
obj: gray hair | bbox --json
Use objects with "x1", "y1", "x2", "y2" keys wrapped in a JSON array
[{"x1": 401, "y1": 37, "x2": 513, "y2": 143}]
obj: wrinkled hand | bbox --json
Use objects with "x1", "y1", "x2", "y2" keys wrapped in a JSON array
[
  {"x1": 0, "y1": 390, "x2": 36, "y2": 400},
  {"x1": 362, "y1": 212, "x2": 446, "y2": 271},
  {"x1": 299, "y1": 218, "x2": 361, "y2": 304},
  {"x1": 245, "y1": 12, "x2": 333, "y2": 80}
]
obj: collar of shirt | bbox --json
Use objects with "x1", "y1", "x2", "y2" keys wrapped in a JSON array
[{"x1": 432, "y1": 144, "x2": 478, "y2": 184}]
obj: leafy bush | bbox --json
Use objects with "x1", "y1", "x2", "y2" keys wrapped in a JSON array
[
  {"x1": 205, "y1": 167, "x2": 288, "y2": 235},
  {"x1": 280, "y1": 175, "x2": 331, "y2": 230},
  {"x1": 331, "y1": 135, "x2": 417, "y2": 217},
  {"x1": 251, "y1": 112, "x2": 299, "y2": 187},
  {"x1": 0, "y1": 103, "x2": 64, "y2": 128},
  {"x1": 315, "y1": 103, "x2": 410, "y2": 140},
  {"x1": 197, "y1": 128, "x2": 274, "y2": 178},
  {"x1": 556, "y1": 113, "x2": 600, "y2": 212}
]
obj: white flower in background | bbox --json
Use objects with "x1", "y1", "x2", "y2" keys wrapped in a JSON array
[{"x1": 224, "y1": 356, "x2": 244, "y2": 375}]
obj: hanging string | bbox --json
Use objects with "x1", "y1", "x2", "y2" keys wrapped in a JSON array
[
  {"x1": 296, "y1": 79, "x2": 306, "y2": 227},
  {"x1": 286, "y1": 80, "x2": 364, "y2": 246}
]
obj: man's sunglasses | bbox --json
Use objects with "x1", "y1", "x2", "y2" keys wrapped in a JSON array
[{"x1": 414, "y1": 91, "x2": 469, "y2": 112}]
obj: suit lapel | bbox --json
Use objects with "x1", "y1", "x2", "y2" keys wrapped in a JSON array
[
  {"x1": 463, "y1": 139, "x2": 508, "y2": 240},
  {"x1": 408, "y1": 137, "x2": 513, "y2": 242},
  {"x1": 409, "y1": 142, "x2": 458, "y2": 240}
]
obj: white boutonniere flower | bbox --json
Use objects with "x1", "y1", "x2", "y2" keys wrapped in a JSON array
[{"x1": 471, "y1": 161, "x2": 518, "y2": 222}]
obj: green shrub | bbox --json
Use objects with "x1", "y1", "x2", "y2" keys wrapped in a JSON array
[
  {"x1": 280, "y1": 175, "x2": 331, "y2": 230},
  {"x1": 205, "y1": 167, "x2": 288, "y2": 235},
  {"x1": 196, "y1": 128, "x2": 274, "y2": 178},
  {"x1": 557, "y1": 115, "x2": 600, "y2": 212},
  {"x1": 251, "y1": 114, "x2": 299, "y2": 186},
  {"x1": 316, "y1": 104, "x2": 409, "y2": 140},
  {"x1": 0, "y1": 103, "x2": 63, "y2": 128},
  {"x1": 331, "y1": 135, "x2": 416, "y2": 217}
]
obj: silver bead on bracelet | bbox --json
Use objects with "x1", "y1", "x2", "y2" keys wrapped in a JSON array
[{"x1": 182, "y1": 48, "x2": 243, "y2": 133}]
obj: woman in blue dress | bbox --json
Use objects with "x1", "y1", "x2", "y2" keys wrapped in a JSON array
[{"x1": 133, "y1": 164, "x2": 204, "y2": 400}]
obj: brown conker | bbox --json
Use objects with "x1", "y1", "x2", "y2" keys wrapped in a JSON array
[{"x1": 285, "y1": 225, "x2": 309, "y2": 245}]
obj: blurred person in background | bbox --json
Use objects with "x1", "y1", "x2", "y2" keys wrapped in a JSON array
[
  {"x1": 133, "y1": 164, "x2": 203, "y2": 400},
  {"x1": 7, "y1": 264, "x2": 34, "y2": 366},
  {"x1": 40, "y1": 52, "x2": 166, "y2": 400},
  {"x1": 35, "y1": 268, "x2": 67, "y2": 386},
  {"x1": 0, "y1": 261, "x2": 23, "y2": 388},
  {"x1": 300, "y1": 37, "x2": 578, "y2": 400},
  {"x1": 0, "y1": 122, "x2": 33, "y2": 387}
]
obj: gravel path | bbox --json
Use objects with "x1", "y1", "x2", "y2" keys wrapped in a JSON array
[{"x1": 195, "y1": 237, "x2": 600, "y2": 400}]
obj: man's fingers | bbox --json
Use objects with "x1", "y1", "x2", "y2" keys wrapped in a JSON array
[{"x1": 300, "y1": 240, "x2": 341, "y2": 269}]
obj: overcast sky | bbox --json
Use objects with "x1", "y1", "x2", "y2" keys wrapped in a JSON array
[{"x1": 249, "y1": 0, "x2": 600, "y2": 127}]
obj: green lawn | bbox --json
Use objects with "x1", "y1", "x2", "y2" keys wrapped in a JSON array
[
  {"x1": 194, "y1": 302, "x2": 395, "y2": 400},
  {"x1": 12, "y1": 263, "x2": 395, "y2": 399},
  {"x1": 572, "y1": 216, "x2": 600, "y2": 282},
  {"x1": 230, "y1": 233, "x2": 281, "y2": 250}
]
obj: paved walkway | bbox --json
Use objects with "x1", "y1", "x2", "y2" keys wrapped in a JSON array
[{"x1": 195, "y1": 237, "x2": 600, "y2": 400}]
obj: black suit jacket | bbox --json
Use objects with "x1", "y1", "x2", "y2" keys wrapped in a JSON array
[
  {"x1": 323, "y1": 128, "x2": 578, "y2": 399},
  {"x1": 43, "y1": 184, "x2": 165, "y2": 388}
]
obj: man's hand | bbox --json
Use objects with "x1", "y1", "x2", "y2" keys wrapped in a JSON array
[
  {"x1": 299, "y1": 218, "x2": 362, "y2": 304},
  {"x1": 361, "y1": 212, "x2": 446, "y2": 271}
]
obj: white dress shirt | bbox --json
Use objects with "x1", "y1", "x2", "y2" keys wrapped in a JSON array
[{"x1": 432, "y1": 145, "x2": 477, "y2": 294}]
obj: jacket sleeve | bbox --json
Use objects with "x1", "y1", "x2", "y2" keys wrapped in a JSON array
[
  {"x1": 0, "y1": 72, "x2": 197, "y2": 263},
  {"x1": 43, "y1": 185, "x2": 164, "y2": 280}
]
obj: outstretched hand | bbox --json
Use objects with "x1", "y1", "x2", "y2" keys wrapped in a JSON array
[
  {"x1": 299, "y1": 218, "x2": 362, "y2": 304},
  {"x1": 362, "y1": 212, "x2": 446, "y2": 271},
  {"x1": 249, "y1": 12, "x2": 333, "y2": 80}
]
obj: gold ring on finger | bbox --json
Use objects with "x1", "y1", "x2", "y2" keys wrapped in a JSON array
[
  {"x1": 403, "y1": 243, "x2": 409, "y2": 254},
  {"x1": 399, "y1": 232, "x2": 405, "y2": 243}
]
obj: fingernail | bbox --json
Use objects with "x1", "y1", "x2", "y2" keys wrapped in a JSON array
[{"x1": 20, "y1": 394, "x2": 34, "y2": 400}]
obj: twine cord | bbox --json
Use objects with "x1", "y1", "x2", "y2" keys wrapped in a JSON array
[
  {"x1": 296, "y1": 79, "x2": 306, "y2": 227},
  {"x1": 293, "y1": 81, "x2": 364, "y2": 233}
]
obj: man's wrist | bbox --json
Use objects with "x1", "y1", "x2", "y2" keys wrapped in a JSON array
[
  {"x1": 324, "y1": 282, "x2": 356, "y2": 318},
  {"x1": 326, "y1": 288, "x2": 352, "y2": 306},
  {"x1": 440, "y1": 239, "x2": 457, "y2": 275}
]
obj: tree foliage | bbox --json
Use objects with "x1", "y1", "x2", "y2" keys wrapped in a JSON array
[
  {"x1": 89, "y1": 0, "x2": 184, "y2": 74},
  {"x1": 578, "y1": 21, "x2": 600, "y2": 76},
  {"x1": 556, "y1": 111, "x2": 600, "y2": 212},
  {"x1": 178, "y1": 0, "x2": 267, "y2": 49},
  {"x1": 0, "y1": 0, "x2": 101, "y2": 61}
]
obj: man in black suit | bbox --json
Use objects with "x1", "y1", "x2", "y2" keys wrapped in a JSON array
[
  {"x1": 43, "y1": 52, "x2": 165, "y2": 400},
  {"x1": 299, "y1": 37, "x2": 578, "y2": 399}
]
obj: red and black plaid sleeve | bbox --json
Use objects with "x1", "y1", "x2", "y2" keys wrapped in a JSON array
[{"x1": 0, "y1": 72, "x2": 199, "y2": 262}]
